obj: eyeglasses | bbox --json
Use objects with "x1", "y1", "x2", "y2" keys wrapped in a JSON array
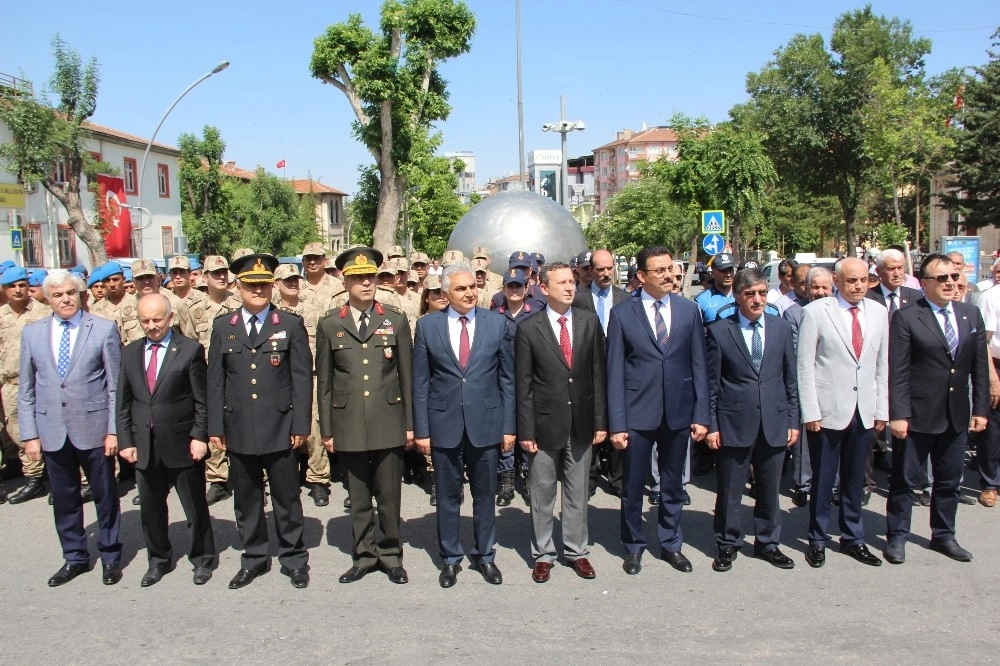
[
  {"x1": 922, "y1": 273, "x2": 961, "y2": 284},
  {"x1": 641, "y1": 267, "x2": 673, "y2": 277},
  {"x1": 740, "y1": 289, "x2": 768, "y2": 298}
]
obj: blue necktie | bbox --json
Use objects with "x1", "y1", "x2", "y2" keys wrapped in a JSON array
[
  {"x1": 597, "y1": 288, "x2": 608, "y2": 330},
  {"x1": 750, "y1": 320, "x2": 763, "y2": 373},
  {"x1": 653, "y1": 301, "x2": 668, "y2": 351},
  {"x1": 939, "y1": 308, "x2": 958, "y2": 358},
  {"x1": 57, "y1": 320, "x2": 71, "y2": 378}
]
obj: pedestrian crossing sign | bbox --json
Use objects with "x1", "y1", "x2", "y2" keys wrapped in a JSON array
[{"x1": 701, "y1": 210, "x2": 725, "y2": 234}]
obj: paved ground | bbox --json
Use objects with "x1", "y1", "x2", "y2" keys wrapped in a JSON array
[{"x1": 1, "y1": 456, "x2": 998, "y2": 664}]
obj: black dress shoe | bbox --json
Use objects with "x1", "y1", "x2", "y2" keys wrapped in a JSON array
[
  {"x1": 192, "y1": 567, "x2": 213, "y2": 585},
  {"x1": 476, "y1": 562, "x2": 503, "y2": 585},
  {"x1": 132, "y1": 494, "x2": 141, "y2": 506},
  {"x1": 755, "y1": 546, "x2": 795, "y2": 569},
  {"x1": 205, "y1": 482, "x2": 232, "y2": 505},
  {"x1": 712, "y1": 546, "x2": 739, "y2": 572},
  {"x1": 806, "y1": 544, "x2": 826, "y2": 568},
  {"x1": 8, "y1": 477, "x2": 46, "y2": 504},
  {"x1": 661, "y1": 550, "x2": 693, "y2": 573},
  {"x1": 832, "y1": 489, "x2": 841, "y2": 505},
  {"x1": 140, "y1": 565, "x2": 172, "y2": 587},
  {"x1": 439, "y1": 564, "x2": 461, "y2": 588},
  {"x1": 884, "y1": 541, "x2": 906, "y2": 564},
  {"x1": 861, "y1": 489, "x2": 872, "y2": 506},
  {"x1": 622, "y1": 553, "x2": 642, "y2": 575},
  {"x1": 281, "y1": 567, "x2": 310, "y2": 588},
  {"x1": 792, "y1": 489, "x2": 808, "y2": 507},
  {"x1": 958, "y1": 493, "x2": 977, "y2": 505},
  {"x1": 48, "y1": 562, "x2": 89, "y2": 587},
  {"x1": 917, "y1": 491, "x2": 932, "y2": 507},
  {"x1": 682, "y1": 489, "x2": 691, "y2": 506},
  {"x1": 228, "y1": 566, "x2": 266, "y2": 589},
  {"x1": 843, "y1": 543, "x2": 882, "y2": 566},
  {"x1": 81, "y1": 484, "x2": 95, "y2": 504},
  {"x1": 310, "y1": 484, "x2": 330, "y2": 507},
  {"x1": 343, "y1": 495, "x2": 351, "y2": 509},
  {"x1": 429, "y1": 482, "x2": 437, "y2": 506},
  {"x1": 338, "y1": 565, "x2": 375, "y2": 583},
  {"x1": 102, "y1": 561, "x2": 123, "y2": 585},
  {"x1": 648, "y1": 490, "x2": 660, "y2": 506},
  {"x1": 386, "y1": 566, "x2": 409, "y2": 584},
  {"x1": 930, "y1": 539, "x2": 973, "y2": 562}
]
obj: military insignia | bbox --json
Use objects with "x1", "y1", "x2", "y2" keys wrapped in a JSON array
[
  {"x1": 229, "y1": 313, "x2": 239, "y2": 325},
  {"x1": 374, "y1": 302, "x2": 385, "y2": 315},
  {"x1": 228, "y1": 334, "x2": 236, "y2": 340},
  {"x1": 336, "y1": 331, "x2": 344, "y2": 338},
  {"x1": 271, "y1": 352, "x2": 281, "y2": 366},
  {"x1": 510, "y1": 269, "x2": 516, "y2": 277},
  {"x1": 518, "y1": 252, "x2": 524, "y2": 260},
  {"x1": 339, "y1": 305, "x2": 349, "y2": 318},
  {"x1": 384, "y1": 347, "x2": 393, "y2": 360},
  {"x1": 193, "y1": 307, "x2": 204, "y2": 320},
  {"x1": 253, "y1": 258, "x2": 266, "y2": 272},
  {"x1": 355, "y1": 254, "x2": 369, "y2": 266},
  {"x1": 272, "y1": 341, "x2": 278, "y2": 348},
  {"x1": 124, "y1": 306, "x2": 133, "y2": 317},
  {"x1": 271, "y1": 311, "x2": 280, "y2": 325}
]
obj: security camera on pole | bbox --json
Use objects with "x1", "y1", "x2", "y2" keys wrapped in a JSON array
[{"x1": 541, "y1": 96, "x2": 585, "y2": 207}]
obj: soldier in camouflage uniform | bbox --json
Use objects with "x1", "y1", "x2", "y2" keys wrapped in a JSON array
[
  {"x1": 89, "y1": 262, "x2": 129, "y2": 322},
  {"x1": 114, "y1": 260, "x2": 196, "y2": 345},
  {"x1": 410, "y1": 252, "x2": 430, "y2": 292},
  {"x1": 472, "y1": 246, "x2": 504, "y2": 298},
  {"x1": 0, "y1": 267, "x2": 53, "y2": 504},
  {"x1": 274, "y1": 264, "x2": 305, "y2": 316},
  {"x1": 168, "y1": 255, "x2": 212, "y2": 348},
  {"x1": 390, "y1": 257, "x2": 421, "y2": 333}
]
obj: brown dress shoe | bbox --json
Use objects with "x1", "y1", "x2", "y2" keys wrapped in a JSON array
[
  {"x1": 979, "y1": 489, "x2": 997, "y2": 507},
  {"x1": 531, "y1": 561, "x2": 552, "y2": 583},
  {"x1": 570, "y1": 558, "x2": 596, "y2": 579}
]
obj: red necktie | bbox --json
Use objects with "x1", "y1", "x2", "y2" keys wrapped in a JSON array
[
  {"x1": 850, "y1": 306, "x2": 863, "y2": 359},
  {"x1": 558, "y1": 316, "x2": 572, "y2": 368},
  {"x1": 146, "y1": 343, "x2": 161, "y2": 393},
  {"x1": 458, "y1": 316, "x2": 470, "y2": 371}
]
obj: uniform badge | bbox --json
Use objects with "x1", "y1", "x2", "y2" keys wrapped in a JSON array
[
  {"x1": 123, "y1": 306, "x2": 133, "y2": 317},
  {"x1": 193, "y1": 307, "x2": 204, "y2": 320},
  {"x1": 271, "y1": 352, "x2": 281, "y2": 367},
  {"x1": 336, "y1": 331, "x2": 344, "y2": 338},
  {"x1": 228, "y1": 334, "x2": 236, "y2": 340},
  {"x1": 271, "y1": 311, "x2": 280, "y2": 325},
  {"x1": 384, "y1": 347, "x2": 393, "y2": 360}
]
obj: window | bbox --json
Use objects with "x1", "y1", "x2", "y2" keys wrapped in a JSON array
[
  {"x1": 57, "y1": 225, "x2": 76, "y2": 267},
  {"x1": 130, "y1": 229, "x2": 142, "y2": 257},
  {"x1": 23, "y1": 225, "x2": 43, "y2": 267},
  {"x1": 52, "y1": 159, "x2": 67, "y2": 183},
  {"x1": 156, "y1": 164, "x2": 170, "y2": 198},
  {"x1": 124, "y1": 157, "x2": 138, "y2": 195},
  {"x1": 161, "y1": 226, "x2": 173, "y2": 256}
]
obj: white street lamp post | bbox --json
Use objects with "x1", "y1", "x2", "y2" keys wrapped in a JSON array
[{"x1": 542, "y1": 95, "x2": 584, "y2": 207}]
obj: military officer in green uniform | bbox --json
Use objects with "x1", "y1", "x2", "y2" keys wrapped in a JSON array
[{"x1": 316, "y1": 247, "x2": 413, "y2": 585}]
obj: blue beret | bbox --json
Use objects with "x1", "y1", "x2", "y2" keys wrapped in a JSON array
[
  {"x1": 0, "y1": 266, "x2": 29, "y2": 286},
  {"x1": 189, "y1": 258, "x2": 202, "y2": 270},
  {"x1": 103, "y1": 262, "x2": 124, "y2": 277},
  {"x1": 123, "y1": 267, "x2": 133, "y2": 281},
  {"x1": 28, "y1": 269, "x2": 48, "y2": 287},
  {"x1": 69, "y1": 265, "x2": 87, "y2": 275},
  {"x1": 86, "y1": 272, "x2": 103, "y2": 288},
  {"x1": 1, "y1": 260, "x2": 15, "y2": 269}
]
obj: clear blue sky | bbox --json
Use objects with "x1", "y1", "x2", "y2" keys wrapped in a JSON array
[{"x1": 4, "y1": 1, "x2": 997, "y2": 196}]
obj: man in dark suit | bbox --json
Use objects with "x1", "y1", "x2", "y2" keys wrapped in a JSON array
[
  {"x1": 18, "y1": 270, "x2": 123, "y2": 586},
  {"x1": 885, "y1": 253, "x2": 989, "y2": 564},
  {"x1": 706, "y1": 268, "x2": 799, "y2": 572},
  {"x1": 516, "y1": 261, "x2": 607, "y2": 583},
  {"x1": 117, "y1": 293, "x2": 216, "y2": 586},
  {"x1": 207, "y1": 254, "x2": 313, "y2": 589},
  {"x1": 865, "y1": 248, "x2": 922, "y2": 314},
  {"x1": 572, "y1": 248, "x2": 628, "y2": 498},
  {"x1": 316, "y1": 247, "x2": 413, "y2": 585},
  {"x1": 413, "y1": 262, "x2": 516, "y2": 588},
  {"x1": 606, "y1": 246, "x2": 710, "y2": 575}
]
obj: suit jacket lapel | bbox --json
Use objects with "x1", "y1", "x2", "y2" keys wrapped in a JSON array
[
  {"x1": 824, "y1": 301, "x2": 856, "y2": 359},
  {"x1": 539, "y1": 313, "x2": 570, "y2": 369},
  {"x1": 916, "y1": 302, "x2": 950, "y2": 352},
  {"x1": 151, "y1": 337, "x2": 181, "y2": 397},
  {"x1": 728, "y1": 317, "x2": 755, "y2": 371},
  {"x1": 631, "y1": 298, "x2": 660, "y2": 352},
  {"x1": 231, "y1": 311, "x2": 253, "y2": 350},
  {"x1": 435, "y1": 312, "x2": 461, "y2": 370},
  {"x1": 63, "y1": 315, "x2": 94, "y2": 378},
  {"x1": 466, "y1": 309, "x2": 493, "y2": 368},
  {"x1": 256, "y1": 309, "x2": 277, "y2": 348}
]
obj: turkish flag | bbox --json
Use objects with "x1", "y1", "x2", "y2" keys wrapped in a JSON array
[
  {"x1": 96, "y1": 174, "x2": 132, "y2": 257},
  {"x1": 276, "y1": 159, "x2": 286, "y2": 169}
]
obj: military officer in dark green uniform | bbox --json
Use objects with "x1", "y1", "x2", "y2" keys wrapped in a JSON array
[
  {"x1": 207, "y1": 253, "x2": 313, "y2": 590},
  {"x1": 316, "y1": 247, "x2": 413, "y2": 585}
]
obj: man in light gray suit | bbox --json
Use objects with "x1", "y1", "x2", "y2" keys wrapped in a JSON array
[
  {"x1": 19, "y1": 269, "x2": 123, "y2": 587},
  {"x1": 797, "y1": 257, "x2": 888, "y2": 569}
]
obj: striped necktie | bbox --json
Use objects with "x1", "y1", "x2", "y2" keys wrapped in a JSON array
[{"x1": 653, "y1": 301, "x2": 668, "y2": 351}]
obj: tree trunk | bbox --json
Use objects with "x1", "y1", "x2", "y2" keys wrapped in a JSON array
[
  {"x1": 732, "y1": 214, "x2": 742, "y2": 259},
  {"x1": 372, "y1": 162, "x2": 403, "y2": 253},
  {"x1": 843, "y1": 209, "x2": 856, "y2": 258},
  {"x1": 892, "y1": 169, "x2": 902, "y2": 226},
  {"x1": 683, "y1": 233, "x2": 699, "y2": 299},
  {"x1": 45, "y1": 181, "x2": 108, "y2": 265},
  {"x1": 914, "y1": 181, "x2": 921, "y2": 252}
]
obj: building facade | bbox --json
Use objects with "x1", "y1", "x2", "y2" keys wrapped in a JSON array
[
  {"x1": 592, "y1": 126, "x2": 679, "y2": 212},
  {"x1": 445, "y1": 151, "x2": 477, "y2": 205}
]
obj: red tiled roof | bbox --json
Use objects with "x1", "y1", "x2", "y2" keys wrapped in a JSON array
[
  {"x1": 593, "y1": 127, "x2": 679, "y2": 152},
  {"x1": 85, "y1": 121, "x2": 178, "y2": 154},
  {"x1": 218, "y1": 162, "x2": 257, "y2": 180},
  {"x1": 288, "y1": 179, "x2": 345, "y2": 196}
]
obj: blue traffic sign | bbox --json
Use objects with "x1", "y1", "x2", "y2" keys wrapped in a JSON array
[
  {"x1": 10, "y1": 228, "x2": 23, "y2": 250},
  {"x1": 701, "y1": 210, "x2": 726, "y2": 234},
  {"x1": 702, "y1": 233, "x2": 724, "y2": 256}
]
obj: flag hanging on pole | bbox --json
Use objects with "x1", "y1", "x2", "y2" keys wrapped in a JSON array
[
  {"x1": 96, "y1": 174, "x2": 132, "y2": 257},
  {"x1": 276, "y1": 159, "x2": 286, "y2": 169}
]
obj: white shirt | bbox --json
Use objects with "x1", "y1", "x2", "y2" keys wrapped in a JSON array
[
  {"x1": 979, "y1": 285, "x2": 1000, "y2": 358},
  {"x1": 144, "y1": 331, "x2": 173, "y2": 380},
  {"x1": 350, "y1": 303, "x2": 374, "y2": 333},
  {"x1": 931, "y1": 300, "x2": 958, "y2": 345},
  {"x1": 879, "y1": 284, "x2": 903, "y2": 311},
  {"x1": 773, "y1": 291, "x2": 797, "y2": 315},
  {"x1": 837, "y1": 293, "x2": 866, "y2": 338},
  {"x1": 546, "y1": 306, "x2": 573, "y2": 349},
  {"x1": 737, "y1": 311, "x2": 765, "y2": 355},
  {"x1": 51, "y1": 309, "x2": 84, "y2": 366},
  {"x1": 590, "y1": 282, "x2": 613, "y2": 333},
  {"x1": 640, "y1": 290, "x2": 671, "y2": 338},
  {"x1": 241, "y1": 305, "x2": 270, "y2": 337},
  {"x1": 766, "y1": 287, "x2": 784, "y2": 304},
  {"x1": 447, "y1": 306, "x2": 476, "y2": 359}
]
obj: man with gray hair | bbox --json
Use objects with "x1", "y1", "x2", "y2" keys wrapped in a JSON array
[
  {"x1": 976, "y1": 256, "x2": 1000, "y2": 292},
  {"x1": 18, "y1": 269, "x2": 123, "y2": 586},
  {"x1": 867, "y1": 249, "x2": 922, "y2": 316}
]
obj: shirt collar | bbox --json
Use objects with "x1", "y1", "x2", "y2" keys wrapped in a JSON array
[
  {"x1": 934, "y1": 301, "x2": 954, "y2": 316},
  {"x1": 55, "y1": 309, "x2": 84, "y2": 327},
  {"x1": 146, "y1": 331, "x2": 172, "y2": 350},
  {"x1": 448, "y1": 306, "x2": 476, "y2": 320},
  {"x1": 242, "y1": 305, "x2": 270, "y2": 325},
  {"x1": 737, "y1": 311, "x2": 763, "y2": 329},
  {"x1": 547, "y1": 306, "x2": 571, "y2": 323},
  {"x1": 836, "y1": 293, "x2": 862, "y2": 311},
  {"x1": 591, "y1": 282, "x2": 609, "y2": 297},
  {"x1": 640, "y1": 290, "x2": 669, "y2": 307},
  {"x1": 880, "y1": 284, "x2": 898, "y2": 299}
]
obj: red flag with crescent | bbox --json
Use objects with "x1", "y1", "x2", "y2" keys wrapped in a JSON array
[{"x1": 96, "y1": 174, "x2": 132, "y2": 257}]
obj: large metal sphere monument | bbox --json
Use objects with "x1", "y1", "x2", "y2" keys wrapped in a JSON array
[{"x1": 447, "y1": 190, "x2": 588, "y2": 268}]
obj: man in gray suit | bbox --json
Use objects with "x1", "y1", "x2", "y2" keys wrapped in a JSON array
[
  {"x1": 19, "y1": 269, "x2": 123, "y2": 586},
  {"x1": 797, "y1": 257, "x2": 888, "y2": 568}
]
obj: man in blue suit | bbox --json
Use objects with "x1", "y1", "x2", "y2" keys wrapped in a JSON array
[
  {"x1": 414, "y1": 262, "x2": 516, "y2": 588},
  {"x1": 18, "y1": 269, "x2": 123, "y2": 587},
  {"x1": 706, "y1": 268, "x2": 800, "y2": 572},
  {"x1": 607, "y1": 246, "x2": 710, "y2": 575}
]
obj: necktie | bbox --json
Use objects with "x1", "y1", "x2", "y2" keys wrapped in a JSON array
[
  {"x1": 850, "y1": 306, "x2": 863, "y2": 358},
  {"x1": 358, "y1": 311, "x2": 369, "y2": 338},
  {"x1": 248, "y1": 314, "x2": 260, "y2": 342},
  {"x1": 458, "y1": 316, "x2": 470, "y2": 370},
  {"x1": 558, "y1": 315, "x2": 572, "y2": 368},
  {"x1": 653, "y1": 300, "x2": 668, "y2": 351},
  {"x1": 597, "y1": 288, "x2": 608, "y2": 331},
  {"x1": 57, "y1": 320, "x2": 71, "y2": 378},
  {"x1": 146, "y1": 343, "x2": 161, "y2": 393},
  {"x1": 750, "y1": 320, "x2": 763, "y2": 373},
  {"x1": 939, "y1": 308, "x2": 958, "y2": 357},
  {"x1": 887, "y1": 292, "x2": 897, "y2": 319}
]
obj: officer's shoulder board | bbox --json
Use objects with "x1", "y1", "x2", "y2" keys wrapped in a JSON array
[{"x1": 376, "y1": 301, "x2": 402, "y2": 316}]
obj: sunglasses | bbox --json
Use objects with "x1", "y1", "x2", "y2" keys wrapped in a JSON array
[{"x1": 922, "y1": 273, "x2": 961, "y2": 284}]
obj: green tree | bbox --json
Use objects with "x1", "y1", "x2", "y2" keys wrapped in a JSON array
[
  {"x1": 404, "y1": 148, "x2": 467, "y2": 258},
  {"x1": 177, "y1": 125, "x2": 234, "y2": 257},
  {"x1": 228, "y1": 170, "x2": 318, "y2": 256},
  {"x1": 759, "y1": 184, "x2": 844, "y2": 256},
  {"x1": 309, "y1": 0, "x2": 476, "y2": 252},
  {"x1": 739, "y1": 5, "x2": 932, "y2": 253},
  {"x1": 345, "y1": 165, "x2": 378, "y2": 247},
  {"x1": 586, "y1": 178, "x2": 688, "y2": 257},
  {"x1": 943, "y1": 29, "x2": 1000, "y2": 228},
  {"x1": 0, "y1": 35, "x2": 111, "y2": 263}
]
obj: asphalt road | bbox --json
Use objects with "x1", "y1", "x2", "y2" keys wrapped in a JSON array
[{"x1": 1, "y1": 454, "x2": 997, "y2": 664}]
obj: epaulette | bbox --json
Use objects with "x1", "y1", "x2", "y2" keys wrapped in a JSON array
[{"x1": 375, "y1": 301, "x2": 402, "y2": 315}]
